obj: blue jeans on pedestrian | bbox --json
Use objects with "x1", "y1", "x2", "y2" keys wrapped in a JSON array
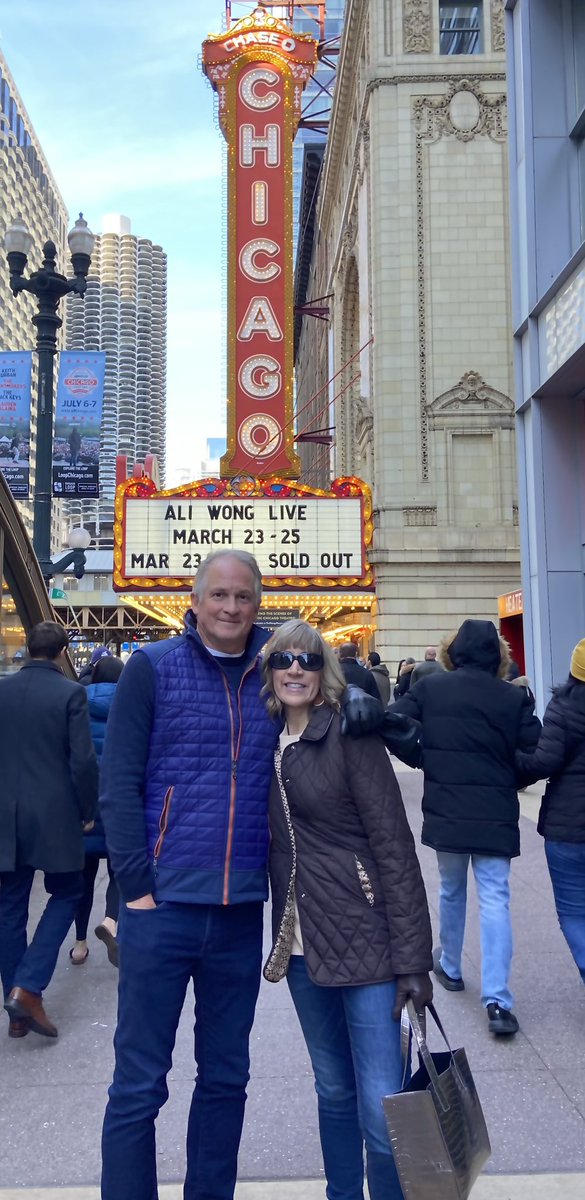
[
  {"x1": 101, "y1": 900, "x2": 263, "y2": 1200},
  {"x1": 545, "y1": 840, "x2": 585, "y2": 984},
  {"x1": 0, "y1": 865, "x2": 83, "y2": 999},
  {"x1": 287, "y1": 955, "x2": 404, "y2": 1200},
  {"x1": 436, "y1": 851, "x2": 514, "y2": 1010}
]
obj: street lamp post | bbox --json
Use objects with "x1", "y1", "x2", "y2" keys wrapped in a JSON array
[{"x1": 3, "y1": 214, "x2": 95, "y2": 583}]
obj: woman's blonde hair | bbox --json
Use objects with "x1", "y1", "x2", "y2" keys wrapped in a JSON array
[{"x1": 261, "y1": 619, "x2": 346, "y2": 719}]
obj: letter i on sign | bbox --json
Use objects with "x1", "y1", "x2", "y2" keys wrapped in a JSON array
[{"x1": 202, "y1": 11, "x2": 317, "y2": 478}]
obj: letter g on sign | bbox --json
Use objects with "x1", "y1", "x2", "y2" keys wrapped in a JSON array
[{"x1": 239, "y1": 355, "x2": 281, "y2": 399}]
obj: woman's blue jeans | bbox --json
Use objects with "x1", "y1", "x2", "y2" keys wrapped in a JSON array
[
  {"x1": 545, "y1": 840, "x2": 585, "y2": 983},
  {"x1": 287, "y1": 956, "x2": 404, "y2": 1200}
]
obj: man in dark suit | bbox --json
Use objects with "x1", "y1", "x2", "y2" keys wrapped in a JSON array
[
  {"x1": 0, "y1": 621, "x2": 98, "y2": 1039},
  {"x1": 338, "y1": 642, "x2": 379, "y2": 698}
]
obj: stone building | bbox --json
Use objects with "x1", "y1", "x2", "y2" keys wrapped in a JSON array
[{"x1": 294, "y1": 0, "x2": 519, "y2": 667}]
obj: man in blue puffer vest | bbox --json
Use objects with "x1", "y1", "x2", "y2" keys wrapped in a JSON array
[{"x1": 100, "y1": 550, "x2": 276, "y2": 1200}]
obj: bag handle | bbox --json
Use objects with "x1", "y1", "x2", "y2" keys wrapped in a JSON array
[
  {"x1": 404, "y1": 1001, "x2": 467, "y2": 1113},
  {"x1": 399, "y1": 1003, "x2": 429, "y2": 1085}
]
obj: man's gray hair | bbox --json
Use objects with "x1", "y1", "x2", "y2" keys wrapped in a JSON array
[{"x1": 192, "y1": 550, "x2": 263, "y2": 604}]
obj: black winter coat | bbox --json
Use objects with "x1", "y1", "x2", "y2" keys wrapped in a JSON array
[
  {"x1": 370, "y1": 663, "x2": 391, "y2": 707},
  {"x1": 394, "y1": 621, "x2": 541, "y2": 858},
  {"x1": 264, "y1": 703, "x2": 432, "y2": 987},
  {"x1": 394, "y1": 666, "x2": 414, "y2": 699},
  {"x1": 0, "y1": 660, "x2": 98, "y2": 873},
  {"x1": 339, "y1": 658, "x2": 379, "y2": 698},
  {"x1": 516, "y1": 684, "x2": 585, "y2": 843}
]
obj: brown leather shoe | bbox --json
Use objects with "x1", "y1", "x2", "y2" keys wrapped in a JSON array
[
  {"x1": 4, "y1": 988, "x2": 58, "y2": 1038},
  {"x1": 8, "y1": 1018, "x2": 29, "y2": 1039}
]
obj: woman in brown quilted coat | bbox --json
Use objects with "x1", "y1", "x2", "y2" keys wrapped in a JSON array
[{"x1": 261, "y1": 620, "x2": 433, "y2": 1200}]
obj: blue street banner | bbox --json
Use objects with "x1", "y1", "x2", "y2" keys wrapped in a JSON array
[
  {"x1": 0, "y1": 352, "x2": 32, "y2": 499},
  {"x1": 53, "y1": 351, "x2": 106, "y2": 499}
]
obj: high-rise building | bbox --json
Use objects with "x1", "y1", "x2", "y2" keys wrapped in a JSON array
[
  {"x1": 0, "y1": 50, "x2": 68, "y2": 548},
  {"x1": 507, "y1": 0, "x2": 585, "y2": 706},
  {"x1": 66, "y1": 214, "x2": 167, "y2": 545}
]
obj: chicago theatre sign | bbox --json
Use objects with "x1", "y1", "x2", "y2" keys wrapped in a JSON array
[
  {"x1": 113, "y1": 8, "x2": 374, "y2": 596},
  {"x1": 202, "y1": 8, "x2": 317, "y2": 477}
]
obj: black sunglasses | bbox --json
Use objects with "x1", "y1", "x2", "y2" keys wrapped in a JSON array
[{"x1": 269, "y1": 651, "x2": 324, "y2": 672}]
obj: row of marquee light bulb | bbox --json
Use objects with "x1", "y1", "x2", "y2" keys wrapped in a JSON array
[
  {"x1": 134, "y1": 595, "x2": 375, "y2": 642},
  {"x1": 142, "y1": 593, "x2": 374, "y2": 611}
]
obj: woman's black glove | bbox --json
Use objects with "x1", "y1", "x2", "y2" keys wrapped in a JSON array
[
  {"x1": 340, "y1": 686, "x2": 423, "y2": 769},
  {"x1": 340, "y1": 685, "x2": 385, "y2": 735},
  {"x1": 392, "y1": 973, "x2": 433, "y2": 1020}
]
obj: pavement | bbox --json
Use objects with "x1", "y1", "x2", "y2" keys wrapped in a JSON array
[{"x1": 1, "y1": 769, "x2": 584, "y2": 1198}]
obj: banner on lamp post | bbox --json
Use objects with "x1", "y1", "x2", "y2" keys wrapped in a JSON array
[
  {"x1": 0, "y1": 351, "x2": 32, "y2": 499},
  {"x1": 52, "y1": 351, "x2": 106, "y2": 499}
]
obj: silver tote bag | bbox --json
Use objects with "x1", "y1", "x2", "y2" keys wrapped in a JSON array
[{"x1": 383, "y1": 1002, "x2": 491, "y2": 1199}]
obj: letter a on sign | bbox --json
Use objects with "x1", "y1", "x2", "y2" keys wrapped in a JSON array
[
  {"x1": 202, "y1": 9, "x2": 317, "y2": 477},
  {"x1": 238, "y1": 297, "x2": 283, "y2": 341}
]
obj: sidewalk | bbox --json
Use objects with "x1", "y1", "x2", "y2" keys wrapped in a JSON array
[
  {"x1": 1, "y1": 772, "x2": 584, "y2": 1195},
  {"x1": 1, "y1": 1178, "x2": 584, "y2": 1200}
]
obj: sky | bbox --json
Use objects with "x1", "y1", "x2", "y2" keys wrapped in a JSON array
[{"x1": 0, "y1": 0, "x2": 264, "y2": 482}]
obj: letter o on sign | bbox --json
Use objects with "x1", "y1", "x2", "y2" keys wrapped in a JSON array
[
  {"x1": 238, "y1": 414, "x2": 282, "y2": 458},
  {"x1": 239, "y1": 355, "x2": 281, "y2": 399}
]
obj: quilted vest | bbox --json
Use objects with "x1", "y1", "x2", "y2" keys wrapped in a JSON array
[{"x1": 142, "y1": 618, "x2": 277, "y2": 905}]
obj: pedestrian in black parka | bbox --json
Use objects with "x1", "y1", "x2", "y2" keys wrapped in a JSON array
[
  {"x1": 394, "y1": 618, "x2": 541, "y2": 1036},
  {"x1": 394, "y1": 619, "x2": 540, "y2": 857},
  {"x1": 516, "y1": 638, "x2": 585, "y2": 984}
]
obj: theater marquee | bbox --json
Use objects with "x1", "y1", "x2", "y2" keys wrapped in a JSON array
[{"x1": 114, "y1": 477, "x2": 374, "y2": 592}]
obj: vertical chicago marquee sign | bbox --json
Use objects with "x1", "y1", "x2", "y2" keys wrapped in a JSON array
[
  {"x1": 202, "y1": 8, "x2": 317, "y2": 478},
  {"x1": 113, "y1": 8, "x2": 374, "y2": 598}
]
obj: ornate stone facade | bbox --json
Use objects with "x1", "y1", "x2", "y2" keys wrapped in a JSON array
[
  {"x1": 403, "y1": 0, "x2": 432, "y2": 54},
  {"x1": 491, "y1": 0, "x2": 506, "y2": 52},
  {"x1": 294, "y1": 0, "x2": 519, "y2": 665}
]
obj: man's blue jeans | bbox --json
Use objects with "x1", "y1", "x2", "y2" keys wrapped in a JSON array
[
  {"x1": 101, "y1": 900, "x2": 263, "y2": 1200},
  {"x1": 436, "y1": 851, "x2": 514, "y2": 1010},
  {"x1": 287, "y1": 955, "x2": 404, "y2": 1200},
  {"x1": 545, "y1": 840, "x2": 585, "y2": 983},
  {"x1": 0, "y1": 866, "x2": 83, "y2": 999}
]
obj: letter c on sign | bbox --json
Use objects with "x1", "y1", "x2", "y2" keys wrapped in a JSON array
[
  {"x1": 239, "y1": 239, "x2": 281, "y2": 282},
  {"x1": 239, "y1": 68, "x2": 280, "y2": 111},
  {"x1": 239, "y1": 355, "x2": 281, "y2": 399}
]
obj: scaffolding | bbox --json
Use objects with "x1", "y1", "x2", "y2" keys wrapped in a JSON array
[
  {"x1": 225, "y1": 2, "x2": 327, "y2": 41},
  {"x1": 224, "y1": 2, "x2": 340, "y2": 134}
]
